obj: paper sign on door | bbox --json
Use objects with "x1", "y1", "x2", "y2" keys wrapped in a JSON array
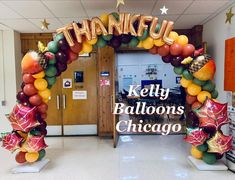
[
  {"x1": 72, "y1": 91, "x2": 87, "y2": 100},
  {"x1": 63, "y1": 79, "x2": 72, "y2": 88}
]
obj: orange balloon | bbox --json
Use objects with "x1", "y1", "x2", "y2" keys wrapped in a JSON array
[{"x1": 192, "y1": 101, "x2": 202, "y2": 110}]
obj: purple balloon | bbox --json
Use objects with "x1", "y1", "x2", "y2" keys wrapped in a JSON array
[
  {"x1": 188, "y1": 111, "x2": 199, "y2": 127},
  {"x1": 203, "y1": 126, "x2": 216, "y2": 136},
  {"x1": 16, "y1": 91, "x2": 29, "y2": 104},
  {"x1": 120, "y1": 34, "x2": 131, "y2": 44},
  {"x1": 162, "y1": 55, "x2": 173, "y2": 63},
  {"x1": 110, "y1": 36, "x2": 121, "y2": 49},
  {"x1": 58, "y1": 39, "x2": 69, "y2": 51},
  {"x1": 39, "y1": 120, "x2": 47, "y2": 129},
  {"x1": 133, "y1": 20, "x2": 139, "y2": 32},
  {"x1": 171, "y1": 56, "x2": 184, "y2": 67},
  {"x1": 56, "y1": 61, "x2": 67, "y2": 72},
  {"x1": 55, "y1": 51, "x2": 68, "y2": 64}
]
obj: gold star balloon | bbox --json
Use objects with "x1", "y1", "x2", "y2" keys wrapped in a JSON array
[
  {"x1": 225, "y1": 8, "x2": 234, "y2": 24},
  {"x1": 207, "y1": 131, "x2": 232, "y2": 154},
  {"x1": 41, "y1": 19, "x2": 50, "y2": 30},
  {"x1": 116, "y1": 0, "x2": 125, "y2": 8}
]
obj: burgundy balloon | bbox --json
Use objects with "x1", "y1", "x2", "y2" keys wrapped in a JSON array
[
  {"x1": 203, "y1": 126, "x2": 216, "y2": 136},
  {"x1": 21, "y1": 82, "x2": 25, "y2": 90},
  {"x1": 171, "y1": 56, "x2": 184, "y2": 67},
  {"x1": 188, "y1": 111, "x2": 199, "y2": 127},
  {"x1": 58, "y1": 38, "x2": 69, "y2": 51},
  {"x1": 215, "y1": 153, "x2": 223, "y2": 160},
  {"x1": 162, "y1": 55, "x2": 173, "y2": 63},
  {"x1": 40, "y1": 120, "x2": 47, "y2": 129},
  {"x1": 55, "y1": 51, "x2": 68, "y2": 64},
  {"x1": 56, "y1": 61, "x2": 67, "y2": 72},
  {"x1": 40, "y1": 128, "x2": 47, "y2": 136},
  {"x1": 120, "y1": 34, "x2": 131, "y2": 44},
  {"x1": 110, "y1": 36, "x2": 121, "y2": 49},
  {"x1": 16, "y1": 91, "x2": 29, "y2": 103}
]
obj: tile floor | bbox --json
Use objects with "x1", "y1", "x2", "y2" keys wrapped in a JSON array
[{"x1": 0, "y1": 135, "x2": 234, "y2": 180}]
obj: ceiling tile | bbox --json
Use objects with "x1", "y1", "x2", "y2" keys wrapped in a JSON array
[
  {"x1": 42, "y1": 1, "x2": 87, "y2": 18},
  {"x1": 2, "y1": 1, "x2": 54, "y2": 18},
  {"x1": 0, "y1": 2, "x2": 23, "y2": 19},
  {"x1": 0, "y1": 19, "x2": 40, "y2": 33},
  {"x1": 59, "y1": 17, "x2": 86, "y2": 25},
  {"x1": 28, "y1": 18, "x2": 62, "y2": 33},
  {"x1": 157, "y1": 15, "x2": 179, "y2": 22},
  {"x1": 81, "y1": 0, "x2": 116, "y2": 17},
  {"x1": 152, "y1": 0, "x2": 193, "y2": 15},
  {"x1": 174, "y1": 14, "x2": 210, "y2": 29},
  {"x1": 119, "y1": 0, "x2": 156, "y2": 15},
  {"x1": 184, "y1": 0, "x2": 229, "y2": 14}
]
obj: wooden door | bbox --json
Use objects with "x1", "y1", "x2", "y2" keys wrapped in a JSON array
[
  {"x1": 61, "y1": 53, "x2": 98, "y2": 135},
  {"x1": 46, "y1": 78, "x2": 63, "y2": 135}
]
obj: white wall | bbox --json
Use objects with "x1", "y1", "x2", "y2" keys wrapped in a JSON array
[
  {"x1": 203, "y1": 3, "x2": 235, "y2": 103},
  {"x1": 0, "y1": 30, "x2": 21, "y2": 133},
  {"x1": 117, "y1": 53, "x2": 179, "y2": 92}
]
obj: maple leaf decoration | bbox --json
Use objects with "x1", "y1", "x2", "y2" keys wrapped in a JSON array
[
  {"x1": 9, "y1": 104, "x2": 39, "y2": 133},
  {"x1": 2, "y1": 133, "x2": 23, "y2": 152},
  {"x1": 22, "y1": 135, "x2": 47, "y2": 153},
  {"x1": 207, "y1": 131, "x2": 232, "y2": 154},
  {"x1": 184, "y1": 128, "x2": 209, "y2": 146},
  {"x1": 194, "y1": 99, "x2": 228, "y2": 130}
]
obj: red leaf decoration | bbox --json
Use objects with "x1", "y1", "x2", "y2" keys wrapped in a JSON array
[
  {"x1": 2, "y1": 133, "x2": 23, "y2": 152},
  {"x1": 194, "y1": 99, "x2": 228, "y2": 130},
  {"x1": 22, "y1": 135, "x2": 47, "y2": 152},
  {"x1": 9, "y1": 104, "x2": 39, "y2": 133},
  {"x1": 184, "y1": 128, "x2": 209, "y2": 146}
]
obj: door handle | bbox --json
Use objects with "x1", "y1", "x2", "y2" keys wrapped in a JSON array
[
  {"x1": 111, "y1": 95, "x2": 113, "y2": 113},
  {"x1": 63, "y1": 94, "x2": 66, "y2": 109},
  {"x1": 56, "y1": 95, "x2": 60, "y2": 110}
]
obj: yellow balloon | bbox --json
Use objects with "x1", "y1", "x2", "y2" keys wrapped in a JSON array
[
  {"x1": 87, "y1": 38, "x2": 97, "y2": 45},
  {"x1": 32, "y1": 71, "x2": 45, "y2": 79},
  {"x1": 137, "y1": 41, "x2": 143, "y2": 48},
  {"x1": 197, "y1": 91, "x2": 211, "y2": 103},
  {"x1": 42, "y1": 98, "x2": 49, "y2": 103},
  {"x1": 180, "y1": 77, "x2": 192, "y2": 88},
  {"x1": 187, "y1": 83, "x2": 202, "y2": 96},
  {"x1": 191, "y1": 146, "x2": 203, "y2": 159},
  {"x1": 142, "y1": 37, "x2": 154, "y2": 49},
  {"x1": 169, "y1": 31, "x2": 179, "y2": 42},
  {"x1": 82, "y1": 42, "x2": 93, "y2": 53},
  {"x1": 38, "y1": 88, "x2": 51, "y2": 100},
  {"x1": 100, "y1": 13, "x2": 109, "y2": 27},
  {"x1": 79, "y1": 50, "x2": 84, "y2": 55},
  {"x1": 34, "y1": 78, "x2": 48, "y2": 91},
  {"x1": 25, "y1": 152, "x2": 39, "y2": 163},
  {"x1": 177, "y1": 35, "x2": 188, "y2": 46},
  {"x1": 154, "y1": 38, "x2": 165, "y2": 47}
]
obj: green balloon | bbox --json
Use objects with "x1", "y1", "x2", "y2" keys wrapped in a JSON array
[
  {"x1": 174, "y1": 66, "x2": 184, "y2": 75},
  {"x1": 155, "y1": 24, "x2": 160, "y2": 32},
  {"x1": 45, "y1": 65, "x2": 57, "y2": 77},
  {"x1": 55, "y1": 33, "x2": 64, "y2": 42},
  {"x1": 182, "y1": 70, "x2": 194, "y2": 80},
  {"x1": 97, "y1": 37, "x2": 107, "y2": 48},
  {"x1": 45, "y1": 76, "x2": 56, "y2": 86},
  {"x1": 111, "y1": 12, "x2": 119, "y2": 21},
  {"x1": 202, "y1": 152, "x2": 217, "y2": 165},
  {"x1": 138, "y1": 29, "x2": 148, "y2": 41},
  {"x1": 102, "y1": 34, "x2": 113, "y2": 41},
  {"x1": 128, "y1": 37, "x2": 139, "y2": 47},
  {"x1": 47, "y1": 41, "x2": 59, "y2": 54},
  {"x1": 93, "y1": 44, "x2": 98, "y2": 49},
  {"x1": 193, "y1": 78, "x2": 206, "y2": 86},
  {"x1": 38, "y1": 149, "x2": 46, "y2": 161},
  {"x1": 211, "y1": 89, "x2": 219, "y2": 99},
  {"x1": 30, "y1": 129, "x2": 41, "y2": 136},
  {"x1": 197, "y1": 144, "x2": 208, "y2": 152},
  {"x1": 202, "y1": 80, "x2": 215, "y2": 92},
  {"x1": 121, "y1": 43, "x2": 128, "y2": 47}
]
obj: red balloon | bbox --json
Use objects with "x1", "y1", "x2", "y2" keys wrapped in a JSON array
[
  {"x1": 29, "y1": 94, "x2": 42, "y2": 106},
  {"x1": 23, "y1": 74, "x2": 35, "y2": 84},
  {"x1": 170, "y1": 43, "x2": 183, "y2": 56},
  {"x1": 149, "y1": 46, "x2": 158, "y2": 54},
  {"x1": 158, "y1": 44, "x2": 170, "y2": 56},
  {"x1": 68, "y1": 50, "x2": 78, "y2": 61},
  {"x1": 182, "y1": 44, "x2": 195, "y2": 57},
  {"x1": 23, "y1": 84, "x2": 37, "y2": 96},
  {"x1": 71, "y1": 42, "x2": 82, "y2": 53},
  {"x1": 41, "y1": 113, "x2": 47, "y2": 119},
  {"x1": 37, "y1": 103, "x2": 48, "y2": 113},
  {"x1": 15, "y1": 151, "x2": 26, "y2": 164}
]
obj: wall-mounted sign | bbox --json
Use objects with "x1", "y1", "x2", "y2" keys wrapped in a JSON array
[
  {"x1": 100, "y1": 72, "x2": 110, "y2": 77},
  {"x1": 72, "y1": 90, "x2": 87, "y2": 100},
  {"x1": 63, "y1": 79, "x2": 72, "y2": 88},
  {"x1": 74, "y1": 71, "x2": 84, "y2": 83}
]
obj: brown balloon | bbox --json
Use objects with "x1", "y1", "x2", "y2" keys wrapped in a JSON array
[
  {"x1": 73, "y1": 20, "x2": 91, "y2": 43},
  {"x1": 71, "y1": 41, "x2": 82, "y2": 53},
  {"x1": 90, "y1": 17, "x2": 108, "y2": 39},
  {"x1": 149, "y1": 46, "x2": 158, "y2": 55},
  {"x1": 163, "y1": 21, "x2": 174, "y2": 45},
  {"x1": 23, "y1": 74, "x2": 35, "y2": 84},
  {"x1": 170, "y1": 43, "x2": 183, "y2": 56},
  {"x1": 137, "y1": 16, "x2": 153, "y2": 37},
  {"x1": 129, "y1": 14, "x2": 140, "y2": 36},
  {"x1": 29, "y1": 94, "x2": 42, "y2": 106},
  {"x1": 23, "y1": 84, "x2": 37, "y2": 96},
  {"x1": 68, "y1": 50, "x2": 78, "y2": 61},
  {"x1": 108, "y1": 13, "x2": 125, "y2": 35},
  {"x1": 41, "y1": 113, "x2": 47, "y2": 119},
  {"x1": 158, "y1": 44, "x2": 170, "y2": 57},
  {"x1": 37, "y1": 103, "x2": 48, "y2": 113},
  {"x1": 56, "y1": 24, "x2": 74, "y2": 46}
]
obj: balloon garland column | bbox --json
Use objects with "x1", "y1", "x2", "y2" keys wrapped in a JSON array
[{"x1": 1, "y1": 12, "x2": 232, "y2": 166}]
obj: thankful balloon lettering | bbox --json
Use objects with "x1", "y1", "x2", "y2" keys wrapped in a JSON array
[{"x1": 56, "y1": 13, "x2": 174, "y2": 46}]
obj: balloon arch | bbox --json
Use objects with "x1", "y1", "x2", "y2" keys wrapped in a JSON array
[{"x1": 2, "y1": 12, "x2": 232, "y2": 165}]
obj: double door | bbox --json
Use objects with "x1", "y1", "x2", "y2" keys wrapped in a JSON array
[{"x1": 46, "y1": 53, "x2": 98, "y2": 136}]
